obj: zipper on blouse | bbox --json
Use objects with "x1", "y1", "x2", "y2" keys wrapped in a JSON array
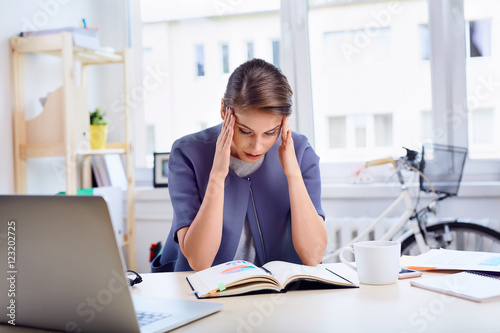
[{"x1": 248, "y1": 178, "x2": 267, "y2": 263}]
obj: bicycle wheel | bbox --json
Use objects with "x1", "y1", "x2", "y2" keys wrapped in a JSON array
[{"x1": 401, "y1": 221, "x2": 500, "y2": 256}]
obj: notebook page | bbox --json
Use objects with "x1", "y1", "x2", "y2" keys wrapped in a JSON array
[
  {"x1": 410, "y1": 271, "x2": 500, "y2": 302},
  {"x1": 406, "y1": 249, "x2": 500, "y2": 272}
]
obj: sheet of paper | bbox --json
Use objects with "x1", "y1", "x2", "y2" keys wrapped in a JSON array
[{"x1": 405, "y1": 249, "x2": 500, "y2": 272}]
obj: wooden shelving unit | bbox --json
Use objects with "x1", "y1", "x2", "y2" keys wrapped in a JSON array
[{"x1": 11, "y1": 32, "x2": 137, "y2": 269}]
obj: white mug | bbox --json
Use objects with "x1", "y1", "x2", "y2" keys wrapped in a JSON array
[{"x1": 340, "y1": 240, "x2": 401, "y2": 285}]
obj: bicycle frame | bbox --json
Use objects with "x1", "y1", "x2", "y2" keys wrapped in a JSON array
[{"x1": 322, "y1": 186, "x2": 430, "y2": 262}]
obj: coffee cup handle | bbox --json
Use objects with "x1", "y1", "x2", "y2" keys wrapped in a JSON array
[{"x1": 340, "y1": 246, "x2": 357, "y2": 272}]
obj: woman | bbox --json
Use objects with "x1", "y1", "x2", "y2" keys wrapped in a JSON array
[{"x1": 151, "y1": 58, "x2": 327, "y2": 272}]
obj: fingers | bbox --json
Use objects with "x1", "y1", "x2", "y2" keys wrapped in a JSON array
[
  {"x1": 280, "y1": 116, "x2": 291, "y2": 146},
  {"x1": 282, "y1": 116, "x2": 289, "y2": 134},
  {"x1": 219, "y1": 107, "x2": 234, "y2": 149},
  {"x1": 224, "y1": 110, "x2": 234, "y2": 147}
]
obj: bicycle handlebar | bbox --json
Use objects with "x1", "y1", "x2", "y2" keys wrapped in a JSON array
[{"x1": 365, "y1": 157, "x2": 395, "y2": 167}]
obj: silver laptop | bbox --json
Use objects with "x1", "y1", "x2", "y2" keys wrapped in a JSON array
[{"x1": 0, "y1": 195, "x2": 222, "y2": 332}]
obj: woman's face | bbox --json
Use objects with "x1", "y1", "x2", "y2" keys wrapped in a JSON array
[{"x1": 223, "y1": 108, "x2": 283, "y2": 163}]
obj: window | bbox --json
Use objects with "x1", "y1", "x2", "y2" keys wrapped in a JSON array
[
  {"x1": 140, "y1": 2, "x2": 281, "y2": 165},
  {"x1": 419, "y1": 20, "x2": 492, "y2": 60},
  {"x1": 329, "y1": 116, "x2": 346, "y2": 149},
  {"x1": 466, "y1": 19, "x2": 491, "y2": 58},
  {"x1": 137, "y1": 0, "x2": 500, "y2": 182},
  {"x1": 323, "y1": 28, "x2": 391, "y2": 66},
  {"x1": 272, "y1": 40, "x2": 280, "y2": 67},
  {"x1": 418, "y1": 19, "x2": 491, "y2": 60},
  {"x1": 221, "y1": 44, "x2": 229, "y2": 74},
  {"x1": 470, "y1": 109, "x2": 494, "y2": 145},
  {"x1": 468, "y1": 108, "x2": 499, "y2": 159},
  {"x1": 196, "y1": 44, "x2": 205, "y2": 76},
  {"x1": 328, "y1": 113, "x2": 392, "y2": 150},
  {"x1": 421, "y1": 110, "x2": 432, "y2": 143},
  {"x1": 374, "y1": 114, "x2": 393, "y2": 147},
  {"x1": 145, "y1": 125, "x2": 155, "y2": 167},
  {"x1": 353, "y1": 115, "x2": 367, "y2": 148},
  {"x1": 464, "y1": 1, "x2": 499, "y2": 160},
  {"x1": 418, "y1": 24, "x2": 429, "y2": 61},
  {"x1": 246, "y1": 42, "x2": 254, "y2": 60},
  {"x1": 310, "y1": 0, "x2": 429, "y2": 162}
]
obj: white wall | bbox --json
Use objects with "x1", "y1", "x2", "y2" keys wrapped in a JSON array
[{"x1": 0, "y1": 0, "x2": 129, "y2": 194}]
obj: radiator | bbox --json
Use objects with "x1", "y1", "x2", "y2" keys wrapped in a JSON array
[
  {"x1": 323, "y1": 216, "x2": 400, "y2": 263},
  {"x1": 322, "y1": 216, "x2": 500, "y2": 263}
]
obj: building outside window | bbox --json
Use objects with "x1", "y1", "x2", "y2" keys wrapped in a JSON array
[
  {"x1": 139, "y1": 0, "x2": 500, "y2": 179},
  {"x1": 140, "y1": 2, "x2": 281, "y2": 167},
  {"x1": 310, "y1": 1, "x2": 427, "y2": 162}
]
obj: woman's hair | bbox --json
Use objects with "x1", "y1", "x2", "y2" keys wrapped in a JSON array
[{"x1": 222, "y1": 58, "x2": 293, "y2": 117}]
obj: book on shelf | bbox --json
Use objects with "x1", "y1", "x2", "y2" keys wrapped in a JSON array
[
  {"x1": 92, "y1": 155, "x2": 110, "y2": 187},
  {"x1": 410, "y1": 270, "x2": 500, "y2": 303},
  {"x1": 187, "y1": 260, "x2": 358, "y2": 299},
  {"x1": 404, "y1": 249, "x2": 500, "y2": 272},
  {"x1": 20, "y1": 27, "x2": 100, "y2": 50},
  {"x1": 104, "y1": 154, "x2": 127, "y2": 191},
  {"x1": 91, "y1": 154, "x2": 127, "y2": 190}
]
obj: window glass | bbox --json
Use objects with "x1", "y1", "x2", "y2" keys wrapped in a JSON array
[
  {"x1": 353, "y1": 114, "x2": 367, "y2": 148},
  {"x1": 323, "y1": 28, "x2": 390, "y2": 66},
  {"x1": 246, "y1": 42, "x2": 254, "y2": 60},
  {"x1": 467, "y1": 19, "x2": 491, "y2": 58},
  {"x1": 309, "y1": 0, "x2": 430, "y2": 162},
  {"x1": 374, "y1": 113, "x2": 393, "y2": 147},
  {"x1": 272, "y1": 40, "x2": 280, "y2": 67},
  {"x1": 329, "y1": 116, "x2": 346, "y2": 149},
  {"x1": 196, "y1": 44, "x2": 205, "y2": 76},
  {"x1": 138, "y1": 0, "x2": 499, "y2": 174},
  {"x1": 221, "y1": 44, "x2": 229, "y2": 74},
  {"x1": 464, "y1": 0, "x2": 499, "y2": 159},
  {"x1": 470, "y1": 109, "x2": 494, "y2": 145},
  {"x1": 140, "y1": 2, "x2": 281, "y2": 166},
  {"x1": 421, "y1": 110, "x2": 432, "y2": 143},
  {"x1": 418, "y1": 24, "x2": 429, "y2": 61}
]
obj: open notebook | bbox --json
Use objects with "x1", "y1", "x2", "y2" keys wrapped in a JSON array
[
  {"x1": 187, "y1": 260, "x2": 358, "y2": 298},
  {"x1": 410, "y1": 271, "x2": 500, "y2": 303}
]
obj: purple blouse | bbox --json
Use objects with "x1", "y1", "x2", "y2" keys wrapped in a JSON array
[{"x1": 151, "y1": 124, "x2": 324, "y2": 272}]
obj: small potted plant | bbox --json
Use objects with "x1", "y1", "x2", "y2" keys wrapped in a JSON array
[{"x1": 89, "y1": 107, "x2": 109, "y2": 149}]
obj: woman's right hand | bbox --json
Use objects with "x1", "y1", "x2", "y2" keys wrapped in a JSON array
[{"x1": 211, "y1": 107, "x2": 235, "y2": 181}]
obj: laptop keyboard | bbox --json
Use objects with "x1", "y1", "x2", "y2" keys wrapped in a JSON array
[{"x1": 136, "y1": 311, "x2": 172, "y2": 327}]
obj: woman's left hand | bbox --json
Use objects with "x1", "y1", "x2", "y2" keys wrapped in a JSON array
[{"x1": 279, "y1": 117, "x2": 301, "y2": 178}]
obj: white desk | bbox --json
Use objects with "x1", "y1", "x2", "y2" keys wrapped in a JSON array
[
  {"x1": 2, "y1": 263, "x2": 499, "y2": 332},
  {"x1": 131, "y1": 264, "x2": 500, "y2": 332}
]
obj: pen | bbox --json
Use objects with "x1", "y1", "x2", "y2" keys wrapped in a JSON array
[
  {"x1": 82, "y1": 18, "x2": 87, "y2": 29},
  {"x1": 261, "y1": 266, "x2": 273, "y2": 276}
]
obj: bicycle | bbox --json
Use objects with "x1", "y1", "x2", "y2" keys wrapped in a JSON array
[{"x1": 322, "y1": 143, "x2": 500, "y2": 262}]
